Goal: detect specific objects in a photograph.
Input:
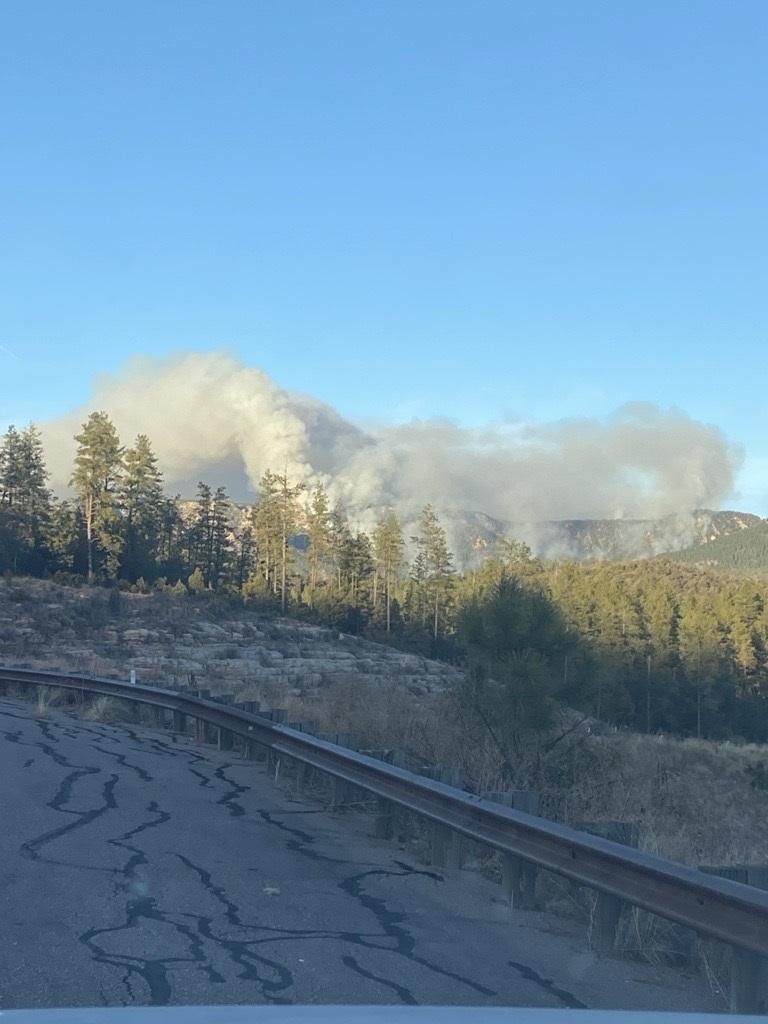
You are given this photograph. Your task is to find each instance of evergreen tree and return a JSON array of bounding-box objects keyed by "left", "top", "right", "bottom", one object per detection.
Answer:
[
  {"left": 157, "top": 496, "right": 186, "bottom": 578},
  {"left": 47, "top": 499, "right": 85, "bottom": 575},
  {"left": 251, "top": 470, "right": 281, "bottom": 594},
  {"left": 120, "top": 434, "right": 164, "bottom": 581},
  {"left": 250, "top": 470, "right": 305, "bottom": 610},
  {"left": 327, "top": 502, "right": 351, "bottom": 593},
  {"left": 234, "top": 525, "right": 255, "bottom": 591},
  {"left": 373, "top": 511, "right": 405, "bottom": 633},
  {"left": 210, "top": 486, "right": 232, "bottom": 589},
  {"left": 71, "top": 412, "right": 123, "bottom": 580},
  {"left": 412, "top": 504, "right": 455, "bottom": 641},
  {"left": 187, "top": 482, "right": 232, "bottom": 588},
  {"left": 305, "top": 484, "right": 332, "bottom": 604},
  {"left": 340, "top": 530, "right": 374, "bottom": 605},
  {"left": 0, "top": 426, "right": 23, "bottom": 507},
  {"left": 0, "top": 424, "right": 52, "bottom": 572}
]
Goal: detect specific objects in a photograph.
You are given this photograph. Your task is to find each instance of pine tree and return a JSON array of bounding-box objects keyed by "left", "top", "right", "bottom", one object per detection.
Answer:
[
  {"left": 340, "top": 530, "right": 374, "bottom": 605},
  {"left": 47, "top": 499, "right": 85, "bottom": 575},
  {"left": 71, "top": 412, "right": 124, "bottom": 581},
  {"left": 157, "top": 496, "right": 185, "bottom": 578},
  {"left": 251, "top": 471, "right": 281, "bottom": 594},
  {"left": 412, "top": 504, "right": 455, "bottom": 641},
  {"left": 0, "top": 426, "right": 23, "bottom": 507},
  {"left": 234, "top": 525, "right": 255, "bottom": 591},
  {"left": 373, "top": 512, "right": 405, "bottom": 633},
  {"left": 0, "top": 424, "right": 52, "bottom": 572},
  {"left": 186, "top": 482, "right": 231, "bottom": 588},
  {"left": 677, "top": 595, "right": 724, "bottom": 738},
  {"left": 250, "top": 470, "right": 305, "bottom": 610},
  {"left": 275, "top": 473, "right": 306, "bottom": 612},
  {"left": 120, "top": 434, "right": 164, "bottom": 581},
  {"left": 327, "top": 503, "right": 351, "bottom": 593},
  {"left": 210, "top": 486, "right": 232, "bottom": 589},
  {"left": 305, "top": 484, "right": 331, "bottom": 604},
  {"left": 17, "top": 425, "right": 52, "bottom": 550}
]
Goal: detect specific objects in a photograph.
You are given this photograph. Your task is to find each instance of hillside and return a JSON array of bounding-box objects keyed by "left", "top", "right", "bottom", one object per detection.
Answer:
[
  {"left": 348, "top": 508, "right": 762, "bottom": 564},
  {"left": 180, "top": 500, "right": 762, "bottom": 566},
  {"left": 668, "top": 519, "right": 768, "bottom": 571},
  {"left": 0, "top": 577, "right": 461, "bottom": 721},
  {"left": 351, "top": 508, "right": 763, "bottom": 564},
  {"left": 5, "top": 576, "right": 768, "bottom": 920}
]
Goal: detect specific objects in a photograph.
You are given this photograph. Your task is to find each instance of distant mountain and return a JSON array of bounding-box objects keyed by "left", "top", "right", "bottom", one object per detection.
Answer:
[
  {"left": 179, "top": 496, "right": 762, "bottom": 566},
  {"left": 666, "top": 519, "right": 768, "bottom": 571},
  {"left": 452, "top": 508, "right": 762, "bottom": 565}
]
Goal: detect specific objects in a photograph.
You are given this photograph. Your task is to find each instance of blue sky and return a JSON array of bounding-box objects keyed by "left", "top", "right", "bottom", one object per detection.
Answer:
[{"left": 1, "top": 1, "right": 766, "bottom": 510}]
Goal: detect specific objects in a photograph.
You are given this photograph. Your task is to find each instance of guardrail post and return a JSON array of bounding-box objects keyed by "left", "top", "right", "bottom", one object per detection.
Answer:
[
  {"left": 331, "top": 777, "right": 350, "bottom": 810},
  {"left": 575, "top": 821, "right": 639, "bottom": 953},
  {"left": 430, "top": 823, "right": 460, "bottom": 872},
  {"left": 700, "top": 865, "right": 768, "bottom": 1011},
  {"left": 244, "top": 738, "right": 265, "bottom": 761},
  {"left": 172, "top": 710, "right": 186, "bottom": 733},
  {"left": 502, "top": 853, "right": 537, "bottom": 910},
  {"left": 292, "top": 759, "right": 307, "bottom": 796},
  {"left": 730, "top": 948, "right": 767, "bottom": 1014},
  {"left": 486, "top": 793, "right": 540, "bottom": 909},
  {"left": 592, "top": 892, "right": 622, "bottom": 955},
  {"left": 264, "top": 708, "right": 288, "bottom": 724},
  {"left": 374, "top": 798, "right": 394, "bottom": 839},
  {"left": 218, "top": 727, "right": 234, "bottom": 751}
]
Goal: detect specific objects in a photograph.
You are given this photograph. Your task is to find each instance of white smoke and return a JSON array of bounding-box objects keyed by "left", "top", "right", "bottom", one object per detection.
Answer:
[{"left": 40, "top": 350, "right": 742, "bottom": 537}]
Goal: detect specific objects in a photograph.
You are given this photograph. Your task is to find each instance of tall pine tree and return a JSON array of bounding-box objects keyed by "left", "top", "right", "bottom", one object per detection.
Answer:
[
  {"left": 120, "top": 434, "right": 164, "bottom": 582},
  {"left": 373, "top": 511, "right": 405, "bottom": 634},
  {"left": 70, "top": 412, "right": 123, "bottom": 581},
  {"left": 412, "top": 504, "right": 455, "bottom": 641}
]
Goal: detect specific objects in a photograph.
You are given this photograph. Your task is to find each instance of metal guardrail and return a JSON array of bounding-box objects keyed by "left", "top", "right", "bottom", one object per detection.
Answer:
[{"left": 2, "top": 664, "right": 767, "bottom": 1013}]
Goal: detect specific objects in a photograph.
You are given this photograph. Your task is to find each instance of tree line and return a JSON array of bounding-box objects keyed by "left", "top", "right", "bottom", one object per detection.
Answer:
[
  {"left": 0, "top": 414, "right": 455, "bottom": 637},
  {"left": 4, "top": 413, "right": 768, "bottom": 743}
]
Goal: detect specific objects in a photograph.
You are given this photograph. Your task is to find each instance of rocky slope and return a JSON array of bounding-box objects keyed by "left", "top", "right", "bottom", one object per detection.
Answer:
[{"left": 0, "top": 578, "right": 462, "bottom": 713}]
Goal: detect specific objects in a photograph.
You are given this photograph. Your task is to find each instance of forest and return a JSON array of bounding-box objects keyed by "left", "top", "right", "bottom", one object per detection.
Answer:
[{"left": 3, "top": 413, "right": 768, "bottom": 744}]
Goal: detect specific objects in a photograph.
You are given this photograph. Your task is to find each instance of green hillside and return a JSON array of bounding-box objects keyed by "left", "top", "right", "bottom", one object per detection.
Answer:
[{"left": 670, "top": 519, "right": 768, "bottom": 570}]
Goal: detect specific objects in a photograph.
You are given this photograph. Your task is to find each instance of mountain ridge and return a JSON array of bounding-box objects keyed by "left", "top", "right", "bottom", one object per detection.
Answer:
[{"left": 179, "top": 497, "right": 762, "bottom": 566}]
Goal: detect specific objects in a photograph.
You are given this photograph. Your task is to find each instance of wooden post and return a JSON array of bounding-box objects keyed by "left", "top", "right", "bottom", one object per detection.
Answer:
[
  {"left": 430, "top": 822, "right": 458, "bottom": 871},
  {"left": 730, "top": 948, "right": 767, "bottom": 1014},
  {"left": 502, "top": 853, "right": 537, "bottom": 910},
  {"left": 592, "top": 892, "right": 622, "bottom": 955},
  {"left": 331, "top": 777, "right": 349, "bottom": 810},
  {"left": 374, "top": 798, "right": 393, "bottom": 839},
  {"left": 699, "top": 864, "right": 768, "bottom": 1010}
]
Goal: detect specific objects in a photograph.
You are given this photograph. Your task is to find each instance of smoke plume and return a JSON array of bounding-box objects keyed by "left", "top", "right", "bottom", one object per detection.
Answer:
[{"left": 40, "top": 350, "right": 742, "bottom": 543}]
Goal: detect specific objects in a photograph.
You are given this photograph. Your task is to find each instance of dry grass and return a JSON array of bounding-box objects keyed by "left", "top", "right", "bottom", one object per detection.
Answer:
[
  {"left": 538, "top": 730, "right": 768, "bottom": 866},
  {"left": 32, "top": 684, "right": 84, "bottom": 717},
  {"left": 81, "top": 695, "right": 129, "bottom": 723}
]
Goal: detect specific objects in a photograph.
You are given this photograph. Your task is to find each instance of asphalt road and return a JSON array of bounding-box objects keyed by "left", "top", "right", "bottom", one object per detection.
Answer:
[{"left": 0, "top": 696, "right": 719, "bottom": 1012}]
